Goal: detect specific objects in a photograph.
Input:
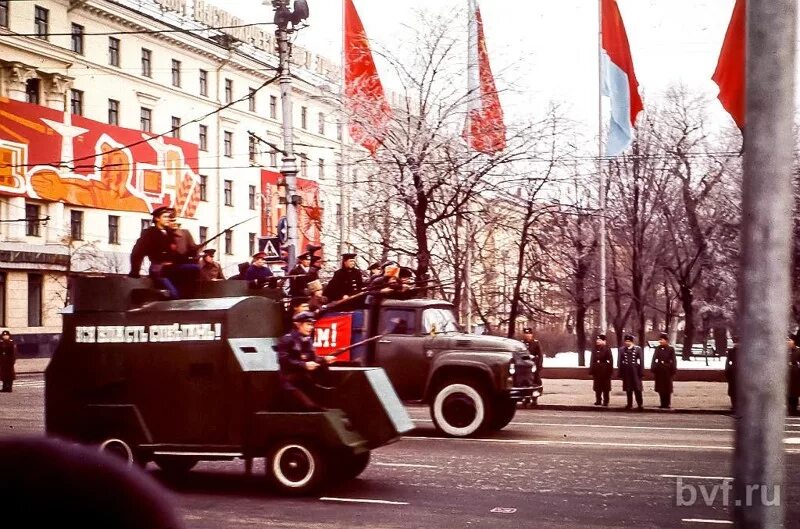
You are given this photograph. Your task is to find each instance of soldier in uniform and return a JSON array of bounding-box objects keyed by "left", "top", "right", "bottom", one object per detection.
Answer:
[
  {"left": 228, "top": 262, "right": 250, "bottom": 281},
  {"left": 651, "top": 332, "right": 677, "bottom": 408},
  {"left": 725, "top": 336, "right": 739, "bottom": 410},
  {"left": 619, "top": 334, "right": 645, "bottom": 410},
  {"left": 129, "top": 206, "right": 199, "bottom": 298},
  {"left": 199, "top": 249, "right": 225, "bottom": 280},
  {"left": 288, "top": 252, "right": 313, "bottom": 297},
  {"left": 521, "top": 327, "right": 544, "bottom": 388},
  {"left": 323, "top": 253, "right": 364, "bottom": 302},
  {"left": 275, "top": 311, "right": 336, "bottom": 411},
  {"left": 306, "top": 280, "right": 328, "bottom": 312},
  {"left": 245, "top": 252, "right": 274, "bottom": 285},
  {"left": 788, "top": 333, "right": 800, "bottom": 416},
  {"left": 0, "top": 330, "right": 17, "bottom": 393},
  {"left": 589, "top": 334, "right": 613, "bottom": 406}
]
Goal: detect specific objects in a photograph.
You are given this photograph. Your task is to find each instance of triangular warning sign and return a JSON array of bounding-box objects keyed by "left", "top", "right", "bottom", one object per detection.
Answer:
[{"left": 259, "top": 237, "right": 281, "bottom": 260}]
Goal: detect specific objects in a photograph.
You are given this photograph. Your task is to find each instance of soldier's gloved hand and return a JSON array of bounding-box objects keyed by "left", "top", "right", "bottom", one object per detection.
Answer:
[
  {"left": 323, "top": 355, "right": 336, "bottom": 364},
  {"left": 305, "top": 361, "right": 320, "bottom": 371}
]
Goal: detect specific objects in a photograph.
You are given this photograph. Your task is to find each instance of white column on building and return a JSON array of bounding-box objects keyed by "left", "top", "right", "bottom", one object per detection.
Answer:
[
  {"left": 46, "top": 202, "right": 65, "bottom": 243},
  {"left": 5, "top": 62, "right": 37, "bottom": 101},
  {"left": 6, "top": 196, "right": 27, "bottom": 241},
  {"left": 42, "top": 73, "right": 71, "bottom": 111}
]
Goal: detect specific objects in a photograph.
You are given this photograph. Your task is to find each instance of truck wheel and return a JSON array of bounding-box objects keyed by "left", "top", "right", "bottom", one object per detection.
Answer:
[
  {"left": 488, "top": 398, "right": 517, "bottom": 431},
  {"left": 331, "top": 450, "right": 371, "bottom": 482},
  {"left": 153, "top": 456, "right": 199, "bottom": 476},
  {"left": 267, "top": 439, "right": 326, "bottom": 495},
  {"left": 430, "top": 381, "right": 492, "bottom": 437},
  {"left": 98, "top": 438, "right": 143, "bottom": 468}
]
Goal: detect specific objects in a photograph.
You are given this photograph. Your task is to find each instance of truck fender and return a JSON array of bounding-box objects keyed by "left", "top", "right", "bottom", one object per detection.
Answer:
[{"left": 424, "top": 356, "right": 498, "bottom": 400}]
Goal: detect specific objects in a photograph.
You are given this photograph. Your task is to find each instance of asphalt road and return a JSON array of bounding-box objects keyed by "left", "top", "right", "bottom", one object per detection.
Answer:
[{"left": 2, "top": 374, "right": 799, "bottom": 529}]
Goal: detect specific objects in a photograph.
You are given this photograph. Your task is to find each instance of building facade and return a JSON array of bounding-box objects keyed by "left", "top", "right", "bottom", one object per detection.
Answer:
[{"left": 0, "top": 0, "right": 353, "bottom": 354}]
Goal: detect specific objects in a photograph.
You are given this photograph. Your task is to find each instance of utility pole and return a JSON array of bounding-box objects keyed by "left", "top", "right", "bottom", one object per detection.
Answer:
[
  {"left": 736, "top": 0, "right": 796, "bottom": 527},
  {"left": 270, "top": 0, "right": 309, "bottom": 269}
]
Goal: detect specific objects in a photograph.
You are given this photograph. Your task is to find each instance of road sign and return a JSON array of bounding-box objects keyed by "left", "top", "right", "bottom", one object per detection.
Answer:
[
  {"left": 258, "top": 237, "right": 281, "bottom": 260},
  {"left": 277, "top": 216, "right": 288, "bottom": 243}
]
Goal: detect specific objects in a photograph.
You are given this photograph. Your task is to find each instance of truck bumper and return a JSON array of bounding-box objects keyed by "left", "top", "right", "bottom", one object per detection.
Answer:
[{"left": 508, "top": 384, "right": 543, "bottom": 400}]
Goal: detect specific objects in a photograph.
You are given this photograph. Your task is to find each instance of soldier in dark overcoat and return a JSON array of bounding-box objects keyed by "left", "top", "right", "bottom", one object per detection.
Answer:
[
  {"left": 521, "top": 327, "right": 544, "bottom": 387},
  {"left": 589, "top": 334, "right": 613, "bottom": 406},
  {"left": 651, "top": 332, "right": 677, "bottom": 408},
  {"left": 322, "top": 253, "right": 364, "bottom": 302},
  {"left": 725, "top": 336, "right": 739, "bottom": 410},
  {"left": 275, "top": 312, "right": 335, "bottom": 411},
  {"left": 618, "top": 334, "right": 644, "bottom": 410},
  {"left": 288, "top": 253, "right": 313, "bottom": 297},
  {"left": 0, "top": 330, "right": 17, "bottom": 392},
  {"left": 787, "top": 333, "right": 800, "bottom": 416}
]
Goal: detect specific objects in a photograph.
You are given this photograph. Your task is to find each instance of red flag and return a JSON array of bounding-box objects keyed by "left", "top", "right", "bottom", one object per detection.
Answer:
[
  {"left": 344, "top": 0, "right": 391, "bottom": 154},
  {"left": 465, "top": 0, "right": 506, "bottom": 154},
  {"left": 712, "top": 0, "right": 745, "bottom": 128}
]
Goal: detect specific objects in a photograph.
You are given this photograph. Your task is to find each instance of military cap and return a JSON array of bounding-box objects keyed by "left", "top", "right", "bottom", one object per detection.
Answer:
[
  {"left": 659, "top": 332, "right": 669, "bottom": 340},
  {"left": 306, "top": 244, "right": 322, "bottom": 253},
  {"left": 293, "top": 311, "right": 317, "bottom": 323},
  {"left": 342, "top": 252, "right": 357, "bottom": 261},
  {"left": 297, "top": 252, "right": 311, "bottom": 261},
  {"left": 523, "top": 327, "right": 533, "bottom": 334},
  {"left": 624, "top": 334, "right": 635, "bottom": 342},
  {"left": 306, "top": 279, "right": 323, "bottom": 293},
  {"left": 202, "top": 248, "right": 216, "bottom": 256},
  {"left": 310, "top": 255, "right": 323, "bottom": 264},
  {"left": 368, "top": 262, "right": 381, "bottom": 271},
  {"left": 151, "top": 206, "right": 175, "bottom": 218},
  {"left": 252, "top": 251, "right": 267, "bottom": 260},
  {"left": 597, "top": 334, "right": 607, "bottom": 341}
]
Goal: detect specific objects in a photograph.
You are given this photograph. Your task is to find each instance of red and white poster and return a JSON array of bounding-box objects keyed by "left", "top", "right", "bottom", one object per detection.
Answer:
[
  {"left": 313, "top": 313, "right": 353, "bottom": 360},
  {"left": 0, "top": 98, "right": 201, "bottom": 217},
  {"left": 260, "top": 169, "right": 322, "bottom": 251}
]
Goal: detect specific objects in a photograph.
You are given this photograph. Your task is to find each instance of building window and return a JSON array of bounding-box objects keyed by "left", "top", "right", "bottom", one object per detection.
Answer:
[
  {"left": 224, "top": 78, "right": 233, "bottom": 104},
  {"left": 71, "top": 23, "right": 84, "bottom": 54},
  {"left": 336, "top": 162, "right": 343, "bottom": 181},
  {"left": 141, "top": 48, "right": 152, "bottom": 77},
  {"left": 170, "top": 59, "right": 182, "bottom": 87},
  {"left": 248, "top": 185, "right": 256, "bottom": 210},
  {"left": 0, "top": 1, "right": 8, "bottom": 28},
  {"left": 108, "top": 215, "right": 120, "bottom": 245},
  {"left": 108, "top": 99, "right": 119, "bottom": 125},
  {"left": 199, "top": 69, "right": 208, "bottom": 96},
  {"left": 248, "top": 233, "right": 256, "bottom": 257},
  {"left": 171, "top": 116, "right": 181, "bottom": 139},
  {"left": 248, "top": 87, "right": 256, "bottom": 112},
  {"left": 224, "top": 180, "right": 233, "bottom": 206},
  {"left": 269, "top": 95, "right": 277, "bottom": 119},
  {"left": 0, "top": 272, "right": 6, "bottom": 326},
  {"left": 318, "top": 158, "right": 325, "bottom": 180},
  {"left": 224, "top": 230, "right": 233, "bottom": 255},
  {"left": 337, "top": 121, "right": 343, "bottom": 141},
  {"left": 300, "top": 155, "right": 308, "bottom": 177},
  {"left": 140, "top": 218, "right": 152, "bottom": 233},
  {"left": 300, "top": 106, "right": 307, "bottom": 129},
  {"left": 25, "top": 204, "right": 41, "bottom": 237},
  {"left": 25, "top": 79, "right": 40, "bottom": 104},
  {"left": 318, "top": 112, "right": 325, "bottom": 135},
  {"left": 199, "top": 226, "right": 208, "bottom": 244},
  {"left": 199, "top": 175, "right": 208, "bottom": 201},
  {"left": 70, "top": 89, "right": 83, "bottom": 116},
  {"left": 108, "top": 37, "right": 120, "bottom": 67},
  {"left": 223, "top": 131, "right": 233, "bottom": 157},
  {"left": 140, "top": 107, "right": 152, "bottom": 132},
  {"left": 270, "top": 150, "right": 278, "bottom": 167},
  {"left": 70, "top": 210, "right": 84, "bottom": 240},
  {"left": 34, "top": 6, "right": 48, "bottom": 40},
  {"left": 199, "top": 124, "right": 208, "bottom": 151},
  {"left": 248, "top": 135, "right": 257, "bottom": 163},
  {"left": 28, "top": 273, "right": 43, "bottom": 327}
]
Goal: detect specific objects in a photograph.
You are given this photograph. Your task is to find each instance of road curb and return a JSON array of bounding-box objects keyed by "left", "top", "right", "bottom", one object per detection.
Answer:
[{"left": 532, "top": 404, "right": 731, "bottom": 415}]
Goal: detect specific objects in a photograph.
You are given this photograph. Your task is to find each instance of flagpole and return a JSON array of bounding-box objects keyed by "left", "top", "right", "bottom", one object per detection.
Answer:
[{"left": 597, "top": 0, "right": 608, "bottom": 337}]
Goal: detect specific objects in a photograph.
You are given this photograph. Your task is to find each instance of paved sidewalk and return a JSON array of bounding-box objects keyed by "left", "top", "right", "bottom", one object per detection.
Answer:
[{"left": 15, "top": 358, "right": 50, "bottom": 374}]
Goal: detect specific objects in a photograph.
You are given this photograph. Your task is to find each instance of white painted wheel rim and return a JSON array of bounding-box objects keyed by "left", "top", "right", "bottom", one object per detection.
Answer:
[
  {"left": 272, "top": 444, "right": 315, "bottom": 488},
  {"left": 433, "top": 383, "right": 485, "bottom": 437},
  {"left": 99, "top": 438, "right": 134, "bottom": 466}
]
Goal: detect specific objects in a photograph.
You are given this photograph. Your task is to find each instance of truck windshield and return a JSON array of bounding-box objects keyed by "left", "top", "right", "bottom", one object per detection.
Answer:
[{"left": 422, "top": 308, "right": 459, "bottom": 334}]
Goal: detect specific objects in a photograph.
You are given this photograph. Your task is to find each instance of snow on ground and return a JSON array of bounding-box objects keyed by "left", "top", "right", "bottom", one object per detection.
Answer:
[{"left": 543, "top": 348, "right": 726, "bottom": 370}]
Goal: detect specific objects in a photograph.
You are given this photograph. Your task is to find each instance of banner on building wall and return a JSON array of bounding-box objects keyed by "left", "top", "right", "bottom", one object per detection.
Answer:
[
  {"left": 260, "top": 169, "right": 322, "bottom": 252},
  {"left": 0, "top": 98, "right": 201, "bottom": 218}
]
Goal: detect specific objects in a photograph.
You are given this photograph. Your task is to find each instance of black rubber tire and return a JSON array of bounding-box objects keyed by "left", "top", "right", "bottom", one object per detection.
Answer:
[
  {"left": 429, "top": 379, "right": 493, "bottom": 437},
  {"left": 331, "top": 450, "right": 371, "bottom": 482},
  {"left": 488, "top": 397, "right": 517, "bottom": 431},
  {"left": 266, "top": 439, "right": 327, "bottom": 495},
  {"left": 153, "top": 456, "right": 199, "bottom": 475}
]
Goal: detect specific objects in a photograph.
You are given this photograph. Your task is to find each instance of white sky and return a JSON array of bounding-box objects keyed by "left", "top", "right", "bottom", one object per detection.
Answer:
[{"left": 212, "top": 0, "right": 738, "bottom": 131}]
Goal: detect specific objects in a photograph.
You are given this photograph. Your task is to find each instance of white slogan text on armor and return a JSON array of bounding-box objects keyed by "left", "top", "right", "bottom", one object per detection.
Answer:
[{"left": 75, "top": 323, "right": 222, "bottom": 343}]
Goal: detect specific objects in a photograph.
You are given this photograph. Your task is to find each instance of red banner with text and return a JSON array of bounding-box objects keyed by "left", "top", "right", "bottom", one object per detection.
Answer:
[
  {"left": 313, "top": 313, "right": 353, "bottom": 360},
  {"left": 0, "top": 98, "right": 201, "bottom": 217}
]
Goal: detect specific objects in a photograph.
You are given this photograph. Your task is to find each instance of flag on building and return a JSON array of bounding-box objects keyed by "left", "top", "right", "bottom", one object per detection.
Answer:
[
  {"left": 712, "top": 0, "right": 745, "bottom": 129},
  {"left": 343, "top": 0, "right": 391, "bottom": 154},
  {"left": 464, "top": 0, "right": 506, "bottom": 154},
  {"left": 600, "top": 0, "right": 643, "bottom": 157}
]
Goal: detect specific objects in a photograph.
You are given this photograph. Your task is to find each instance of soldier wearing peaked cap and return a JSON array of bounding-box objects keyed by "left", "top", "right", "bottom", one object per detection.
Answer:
[
  {"left": 0, "top": 330, "right": 17, "bottom": 393},
  {"left": 521, "top": 327, "right": 544, "bottom": 388},
  {"left": 651, "top": 332, "right": 677, "bottom": 409},
  {"left": 288, "top": 252, "right": 313, "bottom": 297},
  {"left": 323, "top": 253, "right": 364, "bottom": 302},
  {"left": 245, "top": 252, "right": 274, "bottom": 286},
  {"left": 199, "top": 248, "right": 225, "bottom": 281},
  {"left": 589, "top": 334, "right": 613, "bottom": 406},
  {"left": 618, "top": 334, "right": 644, "bottom": 410}
]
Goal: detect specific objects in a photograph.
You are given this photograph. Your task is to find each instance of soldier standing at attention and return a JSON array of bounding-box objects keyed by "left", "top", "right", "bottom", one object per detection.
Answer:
[
  {"left": 651, "top": 332, "right": 677, "bottom": 409},
  {"left": 275, "top": 312, "right": 336, "bottom": 411},
  {"left": 521, "top": 327, "right": 544, "bottom": 388},
  {"left": 590, "top": 334, "right": 613, "bottom": 406},
  {"left": 199, "top": 249, "right": 225, "bottom": 280},
  {"left": 288, "top": 252, "right": 313, "bottom": 297},
  {"left": 323, "top": 253, "right": 364, "bottom": 302},
  {"left": 0, "top": 330, "right": 17, "bottom": 393},
  {"left": 619, "top": 334, "right": 645, "bottom": 411},
  {"left": 787, "top": 333, "right": 800, "bottom": 416},
  {"left": 725, "top": 336, "right": 739, "bottom": 410}
]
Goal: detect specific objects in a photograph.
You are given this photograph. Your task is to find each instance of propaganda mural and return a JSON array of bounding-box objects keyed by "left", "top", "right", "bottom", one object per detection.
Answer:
[
  {"left": 260, "top": 169, "right": 322, "bottom": 251},
  {"left": 0, "top": 98, "right": 201, "bottom": 217}
]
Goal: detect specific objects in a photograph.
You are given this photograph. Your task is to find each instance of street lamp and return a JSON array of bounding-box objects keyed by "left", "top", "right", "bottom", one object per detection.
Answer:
[{"left": 267, "top": 0, "right": 309, "bottom": 269}]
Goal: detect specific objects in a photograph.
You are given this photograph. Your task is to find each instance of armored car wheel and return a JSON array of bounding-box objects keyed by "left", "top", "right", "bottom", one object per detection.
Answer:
[
  {"left": 153, "top": 455, "right": 199, "bottom": 476},
  {"left": 267, "top": 439, "right": 327, "bottom": 495},
  {"left": 430, "top": 380, "right": 492, "bottom": 437}
]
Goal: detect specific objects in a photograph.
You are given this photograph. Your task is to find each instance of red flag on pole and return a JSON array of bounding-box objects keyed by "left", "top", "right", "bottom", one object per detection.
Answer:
[
  {"left": 712, "top": 0, "right": 745, "bottom": 129},
  {"left": 343, "top": 0, "right": 391, "bottom": 154},
  {"left": 465, "top": 0, "right": 506, "bottom": 154}
]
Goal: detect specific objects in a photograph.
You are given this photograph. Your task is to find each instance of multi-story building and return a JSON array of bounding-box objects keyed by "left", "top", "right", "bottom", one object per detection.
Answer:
[{"left": 0, "top": 0, "right": 353, "bottom": 354}]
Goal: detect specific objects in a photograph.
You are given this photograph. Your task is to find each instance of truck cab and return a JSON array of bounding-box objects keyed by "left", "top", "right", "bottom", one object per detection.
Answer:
[{"left": 318, "top": 299, "right": 541, "bottom": 437}]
